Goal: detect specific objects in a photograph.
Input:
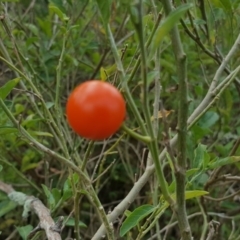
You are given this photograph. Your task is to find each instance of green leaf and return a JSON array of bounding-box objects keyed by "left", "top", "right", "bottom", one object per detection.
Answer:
[
  {"left": 14, "top": 103, "right": 25, "bottom": 114},
  {"left": 68, "top": 173, "right": 79, "bottom": 185},
  {"left": 0, "top": 127, "right": 18, "bottom": 135},
  {"left": 64, "top": 217, "right": 87, "bottom": 227},
  {"left": 16, "top": 225, "right": 33, "bottom": 240},
  {"left": 151, "top": 4, "right": 192, "bottom": 56},
  {"left": 24, "top": 23, "right": 39, "bottom": 36},
  {"left": 49, "top": 0, "right": 66, "bottom": 13},
  {"left": 0, "top": 78, "right": 21, "bottom": 100},
  {"left": 0, "top": 200, "right": 17, "bottom": 217},
  {"left": 185, "top": 190, "right": 209, "bottom": 199},
  {"left": 100, "top": 64, "right": 116, "bottom": 81},
  {"left": 193, "top": 144, "right": 208, "bottom": 168},
  {"left": 36, "top": 17, "right": 52, "bottom": 37},
  {"left": 192, "top": 125, "right": 211, "bottom": 142},
  {"left": 198, "top": 111, "right": 219, "bottom": 128},
  {"left": 224, "top": 89, "right": 233, "bottom": 113},
  {"left": 95, "top": 0, "right": 113, "bottom": 26},
  {"left": 21, "top": 163, "right": 39, "bottom": 172},
  {"left": 208, "top": 156, "right": 240, "bottom": 169},
  {"left": 62, "top": 189, "right": 72, "bottom": 201},
  {"left": 42, "top": 185, "right": 55, "bottom": 209},
  {"left": 45, "top": 102, "right": 55, "bottom": 109},
  {"left": 51, "top": 188, "right": 61, "bottom": 203},
  {"left": 188, "top": 145, "right": 210, "bottom": 184},
  {"left": 120, "top": 204, "right": 156, "bottom": 237},
  {"left": 186, "top": 168, "right": 199, "bottom": 177},
  {"left": 21, "top": 150, "right": 39, "bottom": 172},
  {"left": 129, "top": 4, "right": 140, "bottom": 26},
  {"left": 28, "top": 130, "right": 53, "bottom": 137},
  {"left": 124, "top": 210, "right": 132, "bottom": 217},
  {"left": 171, "top": 190, "right": 208, "bottom": 200},
  {"left": 210, "top": 0, "right": 232, "bottom": 13},
  {"left": 0, "top": 165, "right": 2, "bottom": 172},
  {"left": 49, "top": 3, "right": 69, "bottom": 22},
  {"left": 63, "top": 179, "right": 72, "bottom": 201}
]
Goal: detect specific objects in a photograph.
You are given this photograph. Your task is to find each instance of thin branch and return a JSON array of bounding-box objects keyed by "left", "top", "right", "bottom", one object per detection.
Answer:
[
  {"left": 204, "top": 189, "right": 240, "bottom": 202},
  {"left": 147, "top": 212, "right": 230, "bottom": 240},
  {"left": 130, "top": 0, "right": 173, "bottom": 205},
  {"left": 160, "top": 0, "right": 191, "bottom": 238},
  {"left": 206, "top": 220, "right": 220, "bottom": 240},
  {"left": 0, "top": 181, "right": 62, "bottom": 240},
  {"left": 91, "top": 62, "right": 240, "bottom": 238},
  {"left": 92, "top": 7, "right": 240, "bottom": 240},
  {"left": 0, "top": 97, "right": 114, "bottom": 240}
]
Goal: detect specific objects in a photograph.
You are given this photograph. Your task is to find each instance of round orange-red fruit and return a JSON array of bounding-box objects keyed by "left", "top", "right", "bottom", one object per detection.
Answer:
[{"left": 66, "top": 80, "right": 126, "bottom": 140}]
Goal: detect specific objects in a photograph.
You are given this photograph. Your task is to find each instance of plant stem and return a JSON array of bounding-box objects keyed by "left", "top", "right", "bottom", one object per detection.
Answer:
[
  {"left": 160, "top": 0, "right": 192, "bottom": 239},
  {"left": 0, "top": 157, "right": 42, "bottom": 194},
  {"left": 55, "top": 29, "right": 67, "bottom": 111},
  {"left": 0, "top": 97, "right": 115, "bottom": 240},
  {"left": 74, "top": 191, "right": 81, "bottom": 240},
  {"left": 92, "top": 32, "right": 240, "bottom": 239},
  {"left": 106, "top": 23, "right": 148, "bottom": 136},
  {"left": 81, "top": 140, "right": 94, "bottom": 171},
  {"left": 121, "top": 124, "right": 152, "bottom": 143},
  {"left": 132, "top": 0, "right": 173, "bottom": 204},
  {"left": 127, "top": 12, "right": 162, "bottom": 84},
  {"left": 0, "top": 57, "right": 70, "bottom": 158}
]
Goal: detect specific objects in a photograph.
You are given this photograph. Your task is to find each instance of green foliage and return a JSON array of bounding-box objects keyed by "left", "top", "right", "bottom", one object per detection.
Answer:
[
  {"left": 120, "top": 204, "right": 156, "bottom": 237},
  {"left": 0, "top": 0, "right": 240, "bottom": 239},
  {"left": 150, "top": 3, "right": 193, "bottom": 57},
  {"left": 64, "top": 217, "right": 87, "bottom": 228},
  {"left": 16, "top": 225, "right": 33, "bottom": 240},
  {"left": 0, "top": 78, "right": 21, "bottom": 100},
  {"left": 0, "top": 200, "right": 17, "bottom": 218},
  {"left": 95, "top": 0, "right": 113, "bottom": 26}
]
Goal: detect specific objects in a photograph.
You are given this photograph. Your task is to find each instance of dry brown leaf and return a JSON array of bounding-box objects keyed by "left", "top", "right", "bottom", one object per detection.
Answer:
[{"left": 151, "top": 110, "right": 174, "bottom": 121}]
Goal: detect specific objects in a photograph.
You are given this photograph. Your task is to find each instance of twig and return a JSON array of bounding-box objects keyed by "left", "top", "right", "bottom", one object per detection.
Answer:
[
  {"left": 0, "top": 181, "right": 62, "bottom": 240},
  {"left": 206, "top": 220, "right": 220, "bottom": 240},
  {"left": 92, "top": 7, "right": 240, "bottom": 240},
  {"left": 0, "top": 97, "right": 115, "bottom": 240},
  {"left": 0, "top": 157, "right": 42, "bottom": 193},
  {"left": 204, "top": 189, "right": 240, "bottom": 202},
  {"left": 147, "top": 212, "right": 229, "bottom": 240},
  {"left": 133, "top": 0, "right": 173, "bottom": 205},
  {"left": 160, "top": 0, "right": 191, "bottom": 238}
]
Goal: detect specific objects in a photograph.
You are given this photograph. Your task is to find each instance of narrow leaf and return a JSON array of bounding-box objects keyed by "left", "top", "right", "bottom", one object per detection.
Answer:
[
  {"left": 49, "top": 3, "right": 69, "bottom": 21},
  {"left": 64, "top": 217, "right": 87, "bottom": 227},
  {"left": 208, "top": 156, "right": 240, "bottom": 169},
  {"left": 171, "top": 190, "right": 208, "bottom": 200},
  {"left": 95, "top": 0, "right": 113, "bottom": 26},
  {"left": 42, "top": 184, "right": 55, "bottom": 208},
  {"left": 151, "top": 4, "right": 192, "bottom": 56},
  {"left": 100, "top": 67, "right": 108, "bottom": 81},
  {"left": 120, "top": 204, "right": 156, "bottom": 237},
  {"left": 210, "top": 0, "right": 232, "bottom": 13},
  {"left": 0, "top": 127, "right": 18, "bottom": 135},
  {"left": 185, "top": 190, "right": 209, "bottom": 199},
  {"left": 193, "top": 144, "right": 207, "bottom": 168},
  {"left": 28, "top": 130, "right": 53, "bottom": 137},
  {"left": 0, "top": 78, "right": 21, "bottom": 100}
]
